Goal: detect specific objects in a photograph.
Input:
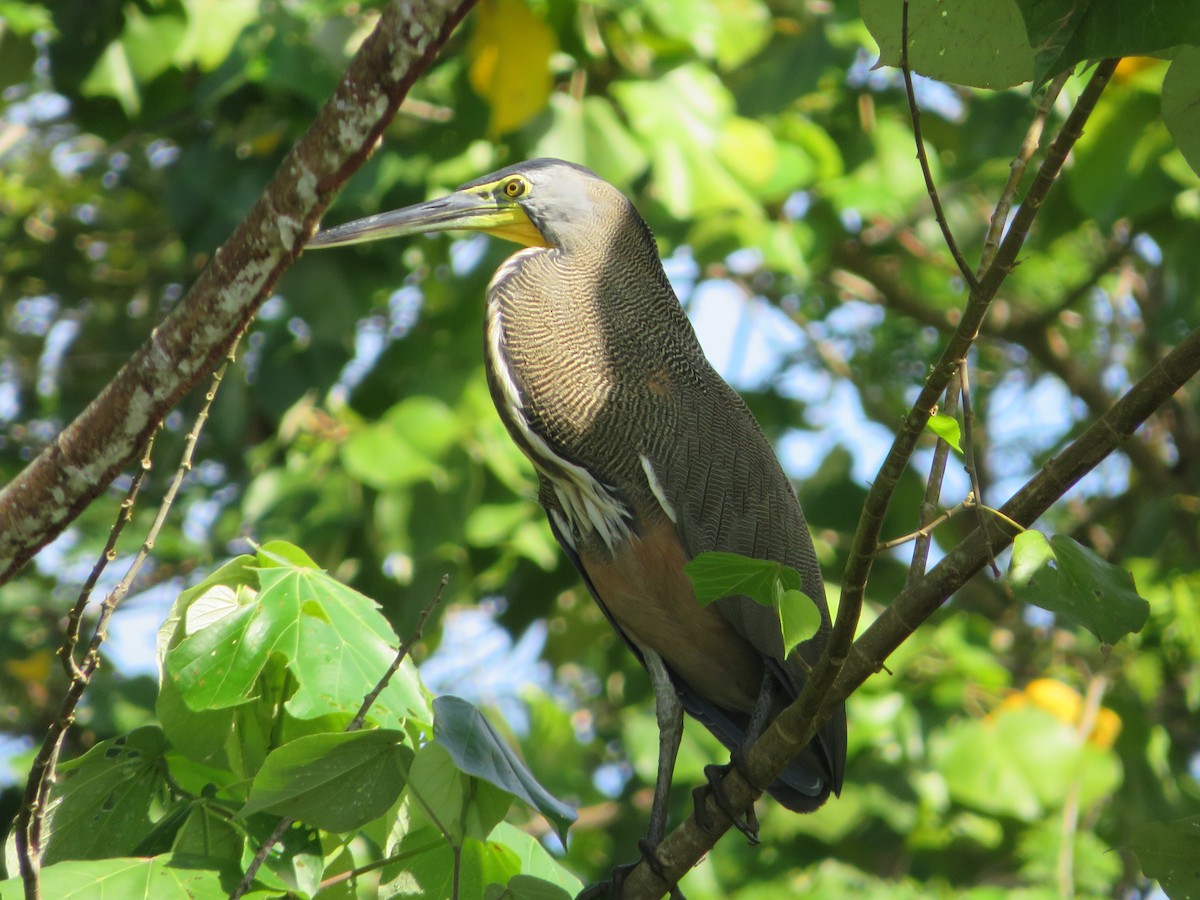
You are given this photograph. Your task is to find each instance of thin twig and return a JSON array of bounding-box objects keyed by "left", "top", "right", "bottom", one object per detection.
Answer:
[
  {"left": 16, "top": 349, "right": 234, "bottom": 900},
  {"left": 886, "top": 492, "right": 973, "bottom": 553},
  {"left": 979, "top": 71, "right": 1070, "bottom": 274},
  {"left": 350, "top": 575, "right": 448, "bottom": 732},
  {"left": 1058, "top": 673, "right": 1109, "bottom": 897},
  {"left": 15, "top": 435, "right": 156, "bottom": 900},
  {"left": 908, "top": 373, "right": 963, "bottom": 583},
  {"left": 900, "top": 0, "right": 980, "bottom": 292},
  {"left": 957, "top": 364, "right": 999, "bottom": 575},
  {"left": 230, "top": 575, "right": 449, "bottom": 899}
]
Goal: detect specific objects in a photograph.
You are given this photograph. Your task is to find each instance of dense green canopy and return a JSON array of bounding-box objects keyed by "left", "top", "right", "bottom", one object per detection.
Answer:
[{"left": 2, "top": 0, "right": 1200, "bottom": 896}]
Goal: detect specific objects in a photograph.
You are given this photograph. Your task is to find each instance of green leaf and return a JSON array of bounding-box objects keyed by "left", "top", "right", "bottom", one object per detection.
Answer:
[
  {"left": 341, "top": 397, "right": 463, "bottom": 490},
  {"left": 1163, "top": 48, "right": 1200, "bottom": 181},
  {"left": 432, "top": 696, "right": 577, "bottom": 843},
  {"left": 612, "top": 64, "right": 783, "bottom": 218},
  {"left": 861, "top": 0, "right": 1034, "bottom": 89},
  {"left": 164, "top": 543, "right": 428, "bottom": 727},
  {"left": 778, "top": 587, "right": 822, "bottom": 656},
  {"left": 1013, "top": 0, "right": 1200, "bottom": 86},
  {"left": 485, "top": 823, "right": 583, "bottom": 895},
  {"left": 240, "top": 730, "right": 413, "bottom": 833},
  {"left": 531, "top": 94, "right": 649, "bottom": 190},
  {"left": 1132, "top": 815, "right": 1200, "bottom": 899},
  {"left": 684, "top": 551, "right": 801, "bottom": 607},
  {"left": 935, "top": 707, "right": 1120, "bottom": 820},
  {"left": 1008, "top": 532, "right": 1150, "bottom": 645},
  {"left": 168, "top": 802, "right": 244, "bottom": 876},
  {"left": 641, "top": 0, "right": 772, "bottom": 70},
  {"left": 925, "top": 413, "right": 962, "bottom": 452},
  {"left": 41, "top": 727, "right": 170, "bottom": 865},
  {"left": 0, "top": 857, "right": 226, "bottom": 899},
  {"left": 379, "top": 834, "right": 519, "bottom": 899}
]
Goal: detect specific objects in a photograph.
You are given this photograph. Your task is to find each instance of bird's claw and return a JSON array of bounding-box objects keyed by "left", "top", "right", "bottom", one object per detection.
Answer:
[
  {"left": 575, "top": 843, "right": 686, "bottom": 900},
  {"left": 692, "top": 762, "right": 761, "bottom": 845}
]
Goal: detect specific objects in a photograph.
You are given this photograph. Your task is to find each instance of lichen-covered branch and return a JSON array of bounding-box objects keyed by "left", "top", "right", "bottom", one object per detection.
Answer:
[{"left": 0, "top": 0, "right": 477, "bottom": 587}]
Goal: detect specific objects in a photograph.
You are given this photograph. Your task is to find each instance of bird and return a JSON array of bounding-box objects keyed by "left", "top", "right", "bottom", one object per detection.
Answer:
[{"left": 307, "top": 157, "right": 846, "bottom": 871}]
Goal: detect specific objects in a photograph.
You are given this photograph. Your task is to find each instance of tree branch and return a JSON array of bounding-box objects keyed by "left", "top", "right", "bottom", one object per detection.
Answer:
[
  {"left": 0, "top": 0, "right": 478, "bottom": 587},
  {"left": 617, "top": 319, "right": 1200, "bottom": 899}
]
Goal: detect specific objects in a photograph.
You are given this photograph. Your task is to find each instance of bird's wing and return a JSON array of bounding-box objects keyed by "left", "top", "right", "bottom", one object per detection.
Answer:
[{"left": 649, "top": 374, "right": 830, "bottom": 677}]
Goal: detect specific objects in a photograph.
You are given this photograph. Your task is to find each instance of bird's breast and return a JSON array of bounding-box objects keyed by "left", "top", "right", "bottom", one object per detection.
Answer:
[{"left": 484, "top": 248, "right": 638, "bottom": 553}]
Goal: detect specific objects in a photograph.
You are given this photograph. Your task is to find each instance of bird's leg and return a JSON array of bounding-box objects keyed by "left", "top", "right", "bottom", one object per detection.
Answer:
[
  {"left": 692, "top": 671, "right": 775, "bottom": 844},
  {"left": 579, "top": 649, "right": 687, "bottom": 900},
  {"left": 643, "top": 648, "right": 684, "bottom": 849}
]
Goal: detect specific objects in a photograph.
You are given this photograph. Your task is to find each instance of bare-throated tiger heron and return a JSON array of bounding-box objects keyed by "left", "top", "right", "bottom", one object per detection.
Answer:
[{"left": 308, "top": 158, "right": 846, "bottom": 856}]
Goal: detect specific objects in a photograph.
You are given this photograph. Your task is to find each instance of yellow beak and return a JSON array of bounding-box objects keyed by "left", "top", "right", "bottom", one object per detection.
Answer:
[{"left": 307, "top": 189, "right": 547, "bottom": 250}]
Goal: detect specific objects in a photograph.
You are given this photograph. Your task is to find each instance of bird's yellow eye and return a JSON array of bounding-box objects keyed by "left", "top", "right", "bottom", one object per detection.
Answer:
[{"left": 502, "top": 177, "right": 528, "bottom": 199}]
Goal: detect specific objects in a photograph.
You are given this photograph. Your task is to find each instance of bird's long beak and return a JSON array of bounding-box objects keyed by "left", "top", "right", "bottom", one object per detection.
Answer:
[{"left": 307, "top": 188, "right": 547, "bottom": 249}]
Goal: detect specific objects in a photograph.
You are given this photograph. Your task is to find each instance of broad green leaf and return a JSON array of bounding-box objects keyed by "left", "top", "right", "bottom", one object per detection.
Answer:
[
  {"left": 169, "top": 802, "right": 244, "bottom": 876},
  {"left": 1068, "top": 85, "right": 1181, "bottom": 226},
  {"left": 432, "top": 696, "right": 577, "bottom": 843},
  {"left": 404, "top": 741, "right": 514, "bottom": 845},
  {"left": 613, "top": 64, "right": 779, "bottom": 217},
  {"left": 823, "top": 119, "right": 932, "bottom": 221},
  {"left": 531, "top": 94, "right": 649, "bottom": 189},
  {"left": 80, "top": 38, "right": 141, "bottom": 116},
  {"left": 0, "top": 857, "right": 226, "bottom": 899},
  {"left": 485, "top": 823, "right": 583, "bottom": 894},
  {"left": 178, "top": 0, "right": 258, "bottom": 70},
  {"left": 1009, "top": 532, "right": 1150, "bottom": 645},
  {"left": 240, "top": 730, "right": 413, "bottom": 833},
  {"left": 341, "top": 397, "right": 462, "bottom": 490},
  {"left": 935, "top": 707, "right": 1120, "bottom": 820},
  {"left": 468, "top": 0, "right": 556, "bottom": 135},
  {"left": 379, "top": 834, "right": 519, "bottom": 900},
  {"left": 925, "top": 413, "right": 962, "bottom": 452},
  {"left": 165, "top": 543, "right": 428, "bottom": 727},
  {"left": 861, "top": 0, "right": 1034, "bottom": 89},
  {"left": 1013, "top": 0, "right": 1200, "bottom": 86},
  {"left": 41, "top": 727, "right": 170, "bottom": 865},
  {"left": 683, "top": 551, "right": 802, "bottom": 607},
  {"left": 641, "top": 0, "right": 771, "bottom": 70},
  {"left": 1163, "top": 48, "right": 1200, "bottom": 180},
  {"left": 484, "top": 874, "right": 574, "bottom": 900},
  {"left": 237, "top": 816, "right": 322, "bottom": 897},
  {"left": 1132, "top": 815, "right": 1200, "bottom": 899}
]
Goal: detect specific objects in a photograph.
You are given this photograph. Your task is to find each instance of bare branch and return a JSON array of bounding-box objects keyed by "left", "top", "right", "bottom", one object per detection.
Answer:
[{"left": 979, "top": 72, "right": 1069, "bottom": 274}]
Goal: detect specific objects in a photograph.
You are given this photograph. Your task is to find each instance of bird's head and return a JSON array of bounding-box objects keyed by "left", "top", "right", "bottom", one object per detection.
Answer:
[{"left": 307, "top": 158, "right": 620, "bottom": 252}]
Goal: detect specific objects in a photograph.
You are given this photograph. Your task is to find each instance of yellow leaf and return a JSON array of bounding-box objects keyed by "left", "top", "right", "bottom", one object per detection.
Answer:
[
  {"left": 468, "top": 0, "right": 556, "bottom": 136},
  {"left": 5, "top": 648, "right": 54, "bottom": 684}
]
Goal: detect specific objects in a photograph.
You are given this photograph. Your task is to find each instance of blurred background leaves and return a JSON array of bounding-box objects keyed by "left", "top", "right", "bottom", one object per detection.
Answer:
[{"left": 2, "top": 0, "right": 1199, "bottom": 895}]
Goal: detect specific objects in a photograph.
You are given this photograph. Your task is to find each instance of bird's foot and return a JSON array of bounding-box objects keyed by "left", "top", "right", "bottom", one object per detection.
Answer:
[
  {"left": 575, "top": 842, "right": 686, "bottom": 899},
  {"left": 637, "top": 838, "right": 687, "bottom": 899},
  {"left": 691, "top": 761, "right": 761, "bottom": 845}
]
